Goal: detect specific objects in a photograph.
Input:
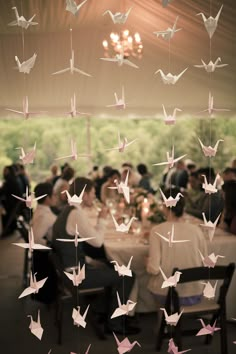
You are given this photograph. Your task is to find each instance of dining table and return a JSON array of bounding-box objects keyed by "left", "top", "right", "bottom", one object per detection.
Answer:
[{"left": 104, "top": 214, "right": 236, "bottom": 319}]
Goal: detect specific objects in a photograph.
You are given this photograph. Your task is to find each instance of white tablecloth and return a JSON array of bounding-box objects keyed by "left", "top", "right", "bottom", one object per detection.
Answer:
[{"left": 104, "top": 219, "right": 236, "bottom": 318}]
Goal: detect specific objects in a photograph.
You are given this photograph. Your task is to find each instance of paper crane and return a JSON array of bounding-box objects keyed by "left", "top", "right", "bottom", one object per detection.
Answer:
[
  {"left": 198, "top": 92, "right": 230, "bottom": 116},
  {"left": 12, "top": 227, "right": 51, "bottom": 252},
  {"left": 168, "top": 338, "right": 191, "bottom": 354},
  {"left": 52, "top": 49, "right": 91, "bottom": 77},
  {"left": 162, "top": 105, "right": 181, "bottom": 125},
  {"left": 155, "top": 224, "right": 190, "bottom": 247},
  {"left": 19, "top": 272, "right": 48, "bottom": 299},
  {"left": 108, "top": 170, "right": 130, "bottom": 203},
  {"left": 159, "top": 188, "right": 184, "bottom": 208},
  {"left": 107, "top": 86, "right": 126, "bottom": 110},
  {"left": 111, "top": 256, "right": 133, "bottom": 277},
  {"left": 197, "top": 5, "right": 223, "bottom": 39},
  {"left": 196, "top": 319, "right": 220, "bottom": 336},
  {"left": 72, "top": 305, "right": 90, "bottom": 328},
  {"left": 111, "top": 214, "right": 137, "bottom": 233},
  {"left": 194, "top": 57, "right": 228, "bottom": 73},
  {"left": 56, "top": 224, "right": 95, "bottom": 247},
  {"left": 113, "top": 332, "right": 141, "bottom": 354},
  {"left": 64, "top": 263, "right": 85, "bottom": 286},
  {"left": 160, "top": 308, "right": 183, "bottom": 326},
  {"left": 12, "top": 187, "right": 47, "bottom": 209},
  {"left": 153, "top": 16, "right": 181, "bottom": 41},
  {"left": 162, "top": 0, "right": 174, "bottom": 7},
  {"left": 153, "top": 146, "right": 186, "bottom": 169},
  {"left": 201, "top": 281, "right": 218, "bottom": 300},
  {"left": 159, "top": 267, "right": 182, "bottom": 288},
  {"left": 200, "top": 212, "right": 221, "bottom": 242},
  {"left": 198, "top": 138, "right": 224, "bottom": 157},
  {"left": 103, "top": 8, "right": 132, "bottom": 24},
  {"left": 106, "top": 131, "right": 137, "bottom": 152},
  {"left": 155, "top": 68, "right": 188, "bottom": 85},
  {"left": 100, "top": 46, "right": 139, "bottom": 69},
  {"left": 16, "top": 142, "right": 36, "bottom": 165},
  {"left": 55, "top": 139, "right": 90, "bottom": 161},
  {"left": 198, "top": 250, "right": 225, "bottom": 268},
  {"left": 6, "top": 96, "right": 42, "bottom": 119},
  {"left": 202, "top": 173, "right": 220, "bottom": 194},
  {"left": 8, "top": 6, "right": 38, "bottom": 29},
  {"left": 111, "top": 292, "right": 136, "bottom": 318},
  {"left": 15, "top": 54, "right": 37, "bottom": 74},
  {"left": 67, "top": 93, "right": 90, "bottom": 117},
  {"left": 61, "top": 184, "right": 86, "bottom": 206},
  {"left": 66, "top": 0, "right": 88, "bottom": 16},
  {"left": 28, "top": 310, "right": 43, "bottom": 340}
]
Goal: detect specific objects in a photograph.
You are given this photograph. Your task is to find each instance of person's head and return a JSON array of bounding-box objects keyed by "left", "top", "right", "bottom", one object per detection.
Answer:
[
  {"left": 162, "top": 187, "right": 185, "bottom": 218},
  {"left": 137, "top": 163, "right": 148, "bottom": 176},
  {"left": 34, "top": 182, "right": 55, "bottom": 206},
  {"left": 176, "top": 160, "right": 186, "bottom": 170},
  {"left": 70, "top": 177, "right": 95, "bottom": 207},
  {"left": 222, "top": 167, "right": 236, "bottom": 182},
  {"left": 107, "top": 169, "right": 121, "bottom": 185},
  {"left": 232, "top": 159, "right": 236, "bottom": 169},
  {"left": 189, "top": 171, "right": 201, "bottom": 190},
  {"left": 50, "top": 164, "right": 58, "bottom": 176},
  {"left": 197, "top": 167, "right": 216, "bottom": 184},
  {"left": 222, "top": 180, "right": 236, "bottom": 217},
  {"left": 3, "top": 165, "right": 15, "bottom": 180},
  {"left": 61, "top": 166, "right": 75, "bottom": 181}
]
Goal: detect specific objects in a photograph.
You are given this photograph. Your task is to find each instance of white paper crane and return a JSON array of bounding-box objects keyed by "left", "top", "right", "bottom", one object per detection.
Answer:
[
  {"left": 111, "top": 214, "right": 137, "bottom": 233},
  {"left": 196, "top": 319, "right": 220, "bottom": 336},
  {"left": 66, "top": 0, "right": 88, "bottom": 16},
  {"left": 56, "top": 224, "right": 95, "bottom": 247},
  {"left": 160, "top": 308, "right": 183, "bottom": 326},
  {"left": 200, "top": 212, "right": 221, "bottom": 242},
  {"left": 202, "top": 173, "right": 220, "bottom": 194},
  {"left": 159, "top": 188, "right": 184, "bottom": 208},
  {"left": 197, "top": 5, "right": 223, "bottom": 39},
  {"left": 70, "top": 344, "right": 91, "bottom": 354},
  {"left": 72, "top": 305, "right": 90, "bottom": 328},
  {"left": 111, "top": 256, "right": 133, "bottom": 277},
  {"left": 15, "top": 53, "right": 37, "bottom": 74},
  {"left": 16, "top": 142, "right": 36, "bottom": 165},
  {"left": 107, "top": 86, "right": 126, "bottom": 110},
  {"left": 64, "top": 263, "right": 85, "bottom": 286},
  {"left": 108, "top": 170, "right": 130, "bottom": 203},
  {"left": 162, "top": 105, "right": 181, "bottom": 125},
  {"left": 62, "top": 184, "right": 86, "bottom": 206},
  {"left": 201, "top": 281, "right": 218, "bottom": 300},
  {"left": 153, "top": 146, "right": 187, "bottom": 169},
  {"left": 12, "top": 227, "right": 51, "bottom": 252},
  {"left": 198, "top": 138, "right": 224, "bottom": 157},
  {"left": 67, "top": 93, "right": 90, "bottom": 117},
  {"left": 103, "top": 8, "right": 132, "bottom": 24},
  {"left": 100, "top": 46, "right": 139, "bottom": 69},
  {"left": 52, "top": 49, "right": 91, "bottom": 77},
  {"left": 153, "top": 16, "right": 181, "bottom": 41},
  {"left": 155, "top": 68, "right": 188, "bottom": 85},
  {"left": 111, "top": 292, "right": 136, "bottom": 318},
  {"left": 113, "top": 332, "right": 141, "bottom": 354},
  {"left": 168, "top": 338, "right": 191, "bottom": 354},
  {"left": 28, "top": 310, "right": 43, "bottom": 340},
  {"left": 159, "top": 267, "right": 182, "bottom": 288},
  {"left": 19, "top": 272, "right": 48, "bottom": 299},
  {"left": 198, "top": 92, "right": 230, "bottom": 116},
  {"left": 155, "top": 224, "right": 190, "bottom": 247},
  {"left": 8, "top": 7, "right": 38, "bottom": 29},
  {"left": 198, "top": 250, "right": 225, "bottom": 268},
  {"left": 106, "top": 131, "right": 137, "bottom": 152},
  {"left": 194, "top": 57, "right": 228, "bottom": 73},
  {"left": 12, "top": 187, "right": 47, "bottom": 209},
  {"left": 55, "top": 139, "right": 90, "bottom": 161},
  {"left": 6, "top": 96, "right": 42, "bottom": 119}
]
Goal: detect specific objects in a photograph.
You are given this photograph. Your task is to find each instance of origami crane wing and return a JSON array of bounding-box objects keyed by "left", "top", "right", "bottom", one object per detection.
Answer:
[
  {"left": 11, "top": 194, "right": 26, "bottom": 202},
  {"left": 34, "top": 194, "right": 47, "bottom": 202},
  {"left": 125, "top": 138, "right": 137, "bottom": 147},
  {"left": 123, "top": 59, "right": 139, "bottom": 69},
  {"left": 111, "top": 214, "right": 120, "bottom": 230},
  {"left": 122, "top": 185, "right": 130, "bottom": 203},
  {"left": 73, "top": 67, "right": 92, "bottom": 77}
]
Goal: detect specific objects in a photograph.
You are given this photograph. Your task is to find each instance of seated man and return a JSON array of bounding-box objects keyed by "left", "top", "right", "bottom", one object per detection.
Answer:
[
  {"left": 147, "top": 187, "right": 208, "bottom": 306},
  {"left": 52, "top": 177, "right": 139, "bottom": 334}
]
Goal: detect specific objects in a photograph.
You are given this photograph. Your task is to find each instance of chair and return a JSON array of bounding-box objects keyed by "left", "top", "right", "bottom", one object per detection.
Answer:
[
  {"left": 16, "top": 216, "right": 31, "bottom": 287},
  {"left": 156, "top": 263, "right": 235, "bottom": 354},
  {"left": 48, "top": 251, "right": 107, "bottom": 344}
]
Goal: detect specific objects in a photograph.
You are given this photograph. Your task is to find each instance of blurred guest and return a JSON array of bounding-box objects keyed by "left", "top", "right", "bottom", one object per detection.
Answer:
[
  {"left": 137, "top": 163, "right": 155, "bottom": 194},
  {"left": 232, "top": 158, "right": 236, "bottom": 169},
  {"left": 174, "top": 160, "right": 189, "bottom": 189},
  {"left": 53, "top": 166, "right": 75, "bottom": 213},
  {"left": 222, "top": 167, "right": 236, "bottom": 182},
  {"left": 95, "top": 165, "right": 112, "bottom": 200},
  {"left": 45, "top": 164, "right": 59, "bottom": 186},
  {"left": 221, "top": 180, "right": 236, "bottom": 235},
  {"left": 184, "top": 171, "right": 202, "bottom": 211},
  {"left": 121, "top": 162, "right": 140, "bottom": 187},
  {"left": 147, "top": 187, "right": 207, "bottom": 306},
  {"left": 100, "top": 169, "right": 121, "bottom": 204}
]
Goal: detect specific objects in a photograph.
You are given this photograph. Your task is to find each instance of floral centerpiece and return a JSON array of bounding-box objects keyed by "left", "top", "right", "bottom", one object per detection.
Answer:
[{"left": 130, "top": 187, "right": 165, "bottom": 224}]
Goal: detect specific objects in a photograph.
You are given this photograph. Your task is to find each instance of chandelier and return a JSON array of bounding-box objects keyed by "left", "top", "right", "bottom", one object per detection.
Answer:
[{"left": 102, "top": 30, "right": 143, "bottom": 59}]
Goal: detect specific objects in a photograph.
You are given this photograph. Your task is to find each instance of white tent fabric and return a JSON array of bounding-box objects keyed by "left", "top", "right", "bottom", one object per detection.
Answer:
[{"left": 0, "top": 0, "right": 235, "bottom": 118}]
